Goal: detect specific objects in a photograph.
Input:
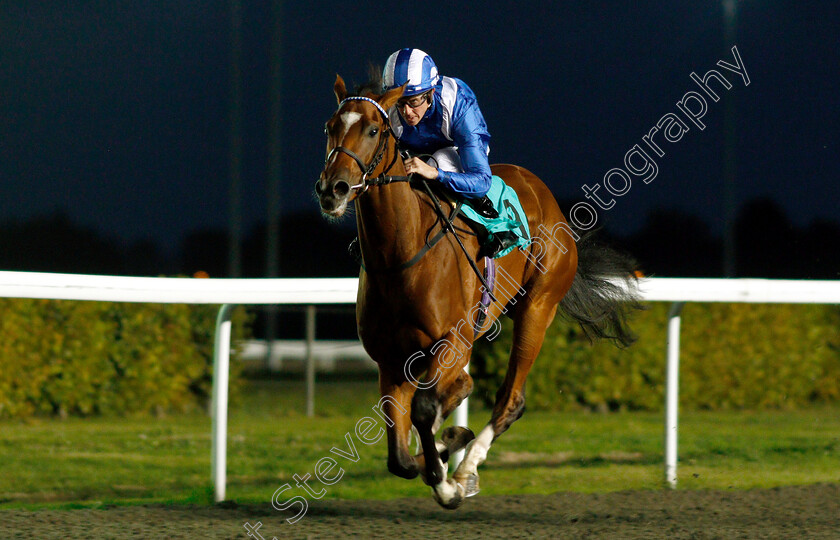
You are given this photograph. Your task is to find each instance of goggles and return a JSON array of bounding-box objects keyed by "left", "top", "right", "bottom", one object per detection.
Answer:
[{"left": 396, "top": 91, "right": 431, "bottom": 110}]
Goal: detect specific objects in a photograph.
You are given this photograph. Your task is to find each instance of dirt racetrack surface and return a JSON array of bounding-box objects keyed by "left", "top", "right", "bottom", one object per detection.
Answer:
[{"left": 2, "top": 483, "right": 839, "bottom": 539}]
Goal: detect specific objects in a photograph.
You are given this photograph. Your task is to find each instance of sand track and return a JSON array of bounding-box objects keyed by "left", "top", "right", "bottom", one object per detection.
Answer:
[{"left": 2, "top": 483, "right": 839, "bottom": 539}]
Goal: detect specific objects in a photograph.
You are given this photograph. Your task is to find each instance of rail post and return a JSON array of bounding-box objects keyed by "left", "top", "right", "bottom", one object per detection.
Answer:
[
  {"left": 211, "top": 303, "right": 236, "bottom": 503},
  {"left": 305, "top": 305, "right": 316, "bottom": 417},
  {"left": 664, "top": 301, "right": 685, "bottom": 488},
  {"left": 450, "top": 363, "right": 469, "bottom": 471}
]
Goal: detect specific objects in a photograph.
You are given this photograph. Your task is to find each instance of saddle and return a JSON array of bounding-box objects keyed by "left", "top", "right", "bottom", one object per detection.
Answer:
[
  {"left": 438, "top": 176, "right": 531, "bottom": 259},
  {"left": 349, "top": 175, "right": 528, "bottom": 265}
]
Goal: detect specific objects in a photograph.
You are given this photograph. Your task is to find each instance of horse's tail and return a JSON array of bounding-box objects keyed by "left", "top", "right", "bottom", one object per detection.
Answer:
[{"left": 558, "top": 231, "right": 643, "bottom": 348}]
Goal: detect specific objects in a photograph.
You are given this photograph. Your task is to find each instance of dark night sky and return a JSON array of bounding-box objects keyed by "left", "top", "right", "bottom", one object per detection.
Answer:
[{"left": 2, "top": 2, "right": 838, "bottom": 264}]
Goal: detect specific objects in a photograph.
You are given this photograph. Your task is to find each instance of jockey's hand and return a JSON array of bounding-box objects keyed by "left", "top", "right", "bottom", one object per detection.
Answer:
[{"left": 404, "top": 157, "right": 439, "bottom": 180}]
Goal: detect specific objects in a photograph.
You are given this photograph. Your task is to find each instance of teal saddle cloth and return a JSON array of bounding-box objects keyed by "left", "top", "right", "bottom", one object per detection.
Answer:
[{"left": 460, "top": 175, "right": 531, "bottom": 258}]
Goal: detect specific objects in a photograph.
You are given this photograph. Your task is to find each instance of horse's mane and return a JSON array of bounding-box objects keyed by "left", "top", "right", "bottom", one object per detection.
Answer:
[{"left": 350, "top": 64, "right": 384, "bottom": 98}]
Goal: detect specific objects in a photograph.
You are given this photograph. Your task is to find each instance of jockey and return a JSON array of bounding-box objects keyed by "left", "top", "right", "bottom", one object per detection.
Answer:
[{"left": 382, "top": 48, "right": 519, "bottom": 257}]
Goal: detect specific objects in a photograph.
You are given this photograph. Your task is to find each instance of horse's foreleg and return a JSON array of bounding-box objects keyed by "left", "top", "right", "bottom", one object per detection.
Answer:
[
  {"left": 454, "top": 302, "right": 558, "bottom": 495},
  {"left": 410, "top": 336, "right": 473, "bottom": 509},
  {"left": 436, "top": 370, "right": 476, "bottom": 463},
  {"left": 379, "top": 373, "right": 421, "bottom": 480},
  {"left": 410, "top": 369, "right": 475, "bottom": 464},
  {"left": 439, "top": 369, "right": 473, "bottom": 419}
]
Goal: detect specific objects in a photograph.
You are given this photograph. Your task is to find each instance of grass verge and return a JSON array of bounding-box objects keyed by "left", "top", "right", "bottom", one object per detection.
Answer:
[{"left": 1, "top": 377, "right": 838, "bottom": 509}]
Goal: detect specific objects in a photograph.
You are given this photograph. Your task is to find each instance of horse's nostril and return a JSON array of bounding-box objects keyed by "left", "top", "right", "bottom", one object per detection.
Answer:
[
  {"left": 333, "top": 181, "right": 350, "bottom": 197},
  {"left": 314, "top": 179, "right": 324, "bottom": 195}
]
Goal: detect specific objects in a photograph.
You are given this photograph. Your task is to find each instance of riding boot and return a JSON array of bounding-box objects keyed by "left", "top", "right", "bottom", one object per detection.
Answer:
[
  {"left": 483, "top": 231, "right": 520, "bottom": 258},
  {"left": 471, "top": 195, "right": 499, "bottom": 219}
]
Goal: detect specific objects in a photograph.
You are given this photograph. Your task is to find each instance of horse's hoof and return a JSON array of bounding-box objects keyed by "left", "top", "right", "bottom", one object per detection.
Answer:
[
  {"left": 439, "top": 426, "right": 475, "bottom": 462},
  {"left": 454, "top": 472, "right": 480, "bottom": 497},
  {"left": 432, "top": 478, "right": 466, "bottom": 510}
]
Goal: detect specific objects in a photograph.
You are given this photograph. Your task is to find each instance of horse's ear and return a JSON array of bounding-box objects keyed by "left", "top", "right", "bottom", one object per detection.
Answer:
[
  {"left": 334, "top": 74, "right": 348, "bottom": 104},
  {"left": 378, "top": 83, "right": 407, "bottom": 111}
]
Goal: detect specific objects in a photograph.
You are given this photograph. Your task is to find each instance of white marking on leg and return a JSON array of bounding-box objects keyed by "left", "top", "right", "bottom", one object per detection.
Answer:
[
  {"left": 431, "top": 457, "right": 464, "bottom": 507},
  {"left": 456, "top": 424, "right": 494, "bottom": 476},
  {"left": 340, "top": 112, "right": 362, "bottom": 140},
  {"left": 433, "top": 477, "right": 458, "bottom": 502}
]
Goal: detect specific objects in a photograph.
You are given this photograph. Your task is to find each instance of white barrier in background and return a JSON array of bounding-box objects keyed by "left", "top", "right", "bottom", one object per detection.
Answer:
[
  {"left": 640, "top": 278, "right": 840, "bottom": 487},
  {"left": 239, "top": 339, "right": 375, "bottom": 372},
  {"left": 1, "top": 271, "right": 839, "bottom": 500},
  {"left": 0, "top": 271, "right": 358, "bottom": 304},
  {"left": 0, "top": 271, "right": 356, "bottom": 503}
]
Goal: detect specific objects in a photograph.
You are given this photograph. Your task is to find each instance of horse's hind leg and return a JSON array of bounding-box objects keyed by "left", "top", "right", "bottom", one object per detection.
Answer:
[{"left": 454, "top": 299, "right": 559, "bottom": 495}]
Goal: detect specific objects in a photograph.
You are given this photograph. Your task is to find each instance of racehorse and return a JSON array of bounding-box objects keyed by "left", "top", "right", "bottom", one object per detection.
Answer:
[{"left": 316, "top": 74, "right": 640, "bottom": 509}]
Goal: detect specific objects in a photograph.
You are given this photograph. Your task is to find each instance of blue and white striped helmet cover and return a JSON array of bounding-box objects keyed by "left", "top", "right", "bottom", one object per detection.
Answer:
[{"left": 382, "top": 48, "right": 439, "bottom": 96}]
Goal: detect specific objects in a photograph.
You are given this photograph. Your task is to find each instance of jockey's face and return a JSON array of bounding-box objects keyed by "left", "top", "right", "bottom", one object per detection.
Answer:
[{"left": 396, "top": 89, "right": 433, "bottom": 126}]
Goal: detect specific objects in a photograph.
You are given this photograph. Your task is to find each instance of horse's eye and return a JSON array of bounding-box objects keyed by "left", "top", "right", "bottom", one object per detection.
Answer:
[{"left": 368, "top": 127, "right": 379, "bottom": 137}]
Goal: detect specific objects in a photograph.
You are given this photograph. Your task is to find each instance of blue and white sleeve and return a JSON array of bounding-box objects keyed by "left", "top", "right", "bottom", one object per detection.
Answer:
[{"left": 436, "top": 102, "right": 492, "bottom": 198}]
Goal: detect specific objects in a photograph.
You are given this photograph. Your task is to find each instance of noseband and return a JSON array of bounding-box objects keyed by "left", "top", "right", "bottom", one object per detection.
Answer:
[{"left": 323, "top": 96, "right": 409, "bottom": 192}]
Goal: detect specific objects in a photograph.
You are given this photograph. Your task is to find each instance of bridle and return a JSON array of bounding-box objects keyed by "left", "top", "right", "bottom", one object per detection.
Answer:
[{"left": 322, "top": 96, "right": 410, "bottom": 194}]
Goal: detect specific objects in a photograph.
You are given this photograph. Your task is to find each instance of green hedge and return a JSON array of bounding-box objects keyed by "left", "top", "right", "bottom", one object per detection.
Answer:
[
  {"left": 472, "top": 303, "right": 840, "bottom": 411},
  {"left": 0, "top": 299, "right": 251, "bottom": 418}
]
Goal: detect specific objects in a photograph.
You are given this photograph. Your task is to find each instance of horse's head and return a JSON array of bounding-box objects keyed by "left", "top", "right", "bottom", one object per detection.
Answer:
[{"left": 316, "top": 74, "right": 405, "bottom": 218}]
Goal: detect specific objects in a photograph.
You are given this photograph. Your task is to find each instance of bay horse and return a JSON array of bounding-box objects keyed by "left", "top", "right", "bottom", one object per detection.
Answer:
[{"left": 317, "top": 74, "right": 640, "bottom": 509}]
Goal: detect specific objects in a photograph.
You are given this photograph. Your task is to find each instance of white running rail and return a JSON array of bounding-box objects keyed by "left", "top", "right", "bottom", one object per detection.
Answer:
[{"left": 1, "top": 271, "right": 839, "bottom": 499}]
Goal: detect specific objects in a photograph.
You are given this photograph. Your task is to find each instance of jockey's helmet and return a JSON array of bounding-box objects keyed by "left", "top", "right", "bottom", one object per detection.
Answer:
[{"left": 382, "top": 48, "right": 439, "bottom": 96}]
